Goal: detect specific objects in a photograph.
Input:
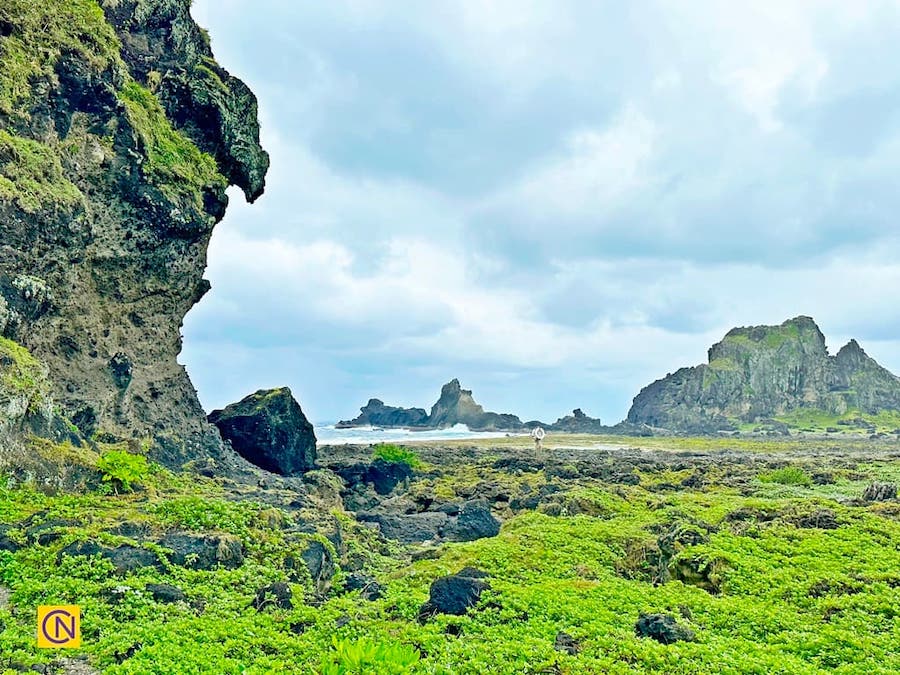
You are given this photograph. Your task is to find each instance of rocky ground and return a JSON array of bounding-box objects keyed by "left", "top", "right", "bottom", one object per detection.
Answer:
[{"left": 1, "top": 433, "right": 899, "bottom": 673}]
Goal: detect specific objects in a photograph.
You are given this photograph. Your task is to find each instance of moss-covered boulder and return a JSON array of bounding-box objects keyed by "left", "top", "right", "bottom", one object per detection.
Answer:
[{"left": 209, "top": 388, "right": 317, "bottom": 475}]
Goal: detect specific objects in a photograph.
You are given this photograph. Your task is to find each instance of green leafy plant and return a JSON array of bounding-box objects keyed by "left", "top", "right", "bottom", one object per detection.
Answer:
[
  {"left": 757, "top": 466, "right": 812, "bottom": 486},
  {"left": 318, "top": 637, "right": 420, "bottom": 675},
  {"left": 96, "top": 450, "right": 149, "bottom": 494},
  {"left": 372, "top": 443, "right": 421, "bottom": 469}
]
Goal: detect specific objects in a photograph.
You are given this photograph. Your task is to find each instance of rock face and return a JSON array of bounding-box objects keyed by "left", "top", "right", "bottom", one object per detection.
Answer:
[
  {"left": 627, "top": 317, "right": 900, "bottom": 433},
  {"left": 337, "top": 398, "right": 428, "bottom": 429},
  {"left": 209, "top": 388, "right": 317, "bottom": 475},
  {"left": 0, "top": 0, "right": 268, "bottom": 466}
]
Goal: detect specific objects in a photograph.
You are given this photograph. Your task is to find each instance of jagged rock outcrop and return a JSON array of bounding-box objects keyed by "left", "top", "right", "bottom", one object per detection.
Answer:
[
  {"left": 547, "top": 408, "right": 609, "bottom": 433},
  {"left": 627, "top": 316, "right": 900, "bottom": 433},
  {"left": 428, "top": 379, "right": 523, "bottom": 430},
  {"left": 340, "top": 379, "right": 524, "bottom": 431},
  {"left": 336, "top": 398, "right": 429, "bottom": 429},
  {"left": 0, "top": 0, "right": 269, "bottom": 466},
  {"left": 209, "top": 388, "right": 316, "bottom": 475}
]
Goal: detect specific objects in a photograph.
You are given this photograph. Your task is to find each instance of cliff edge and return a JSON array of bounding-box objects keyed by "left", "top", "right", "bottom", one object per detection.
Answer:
[{"left": 0, "top": 0, "right": 269, "bottom": 466}]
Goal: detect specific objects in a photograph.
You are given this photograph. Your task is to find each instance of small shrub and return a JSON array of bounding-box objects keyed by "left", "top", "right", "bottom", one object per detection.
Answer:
[
  {"left": 758, "top": 466, "right": 812, "bottom": 486},
  {"left": 96, "top": 449, "right": 149, "bottom": 493},
  {"left": 318, "top": 637, "right": 419, "bottom": 675},
  {"left": 372, "top": 443, "right": 420, "bottom": 469}
]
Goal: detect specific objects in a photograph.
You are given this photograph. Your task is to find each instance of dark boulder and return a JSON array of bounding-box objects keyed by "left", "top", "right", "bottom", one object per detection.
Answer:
[
  {"left": 360, "top": 511, "right": 448, "bottom": 544},
  {"left": 252, "top": 582, "right": 293, "bottom": 611},
  {"left": 159, "top": 533, "right": 244, "bottom": 570},
  {"left": 58, "top": 541, "right": 162, "bottom": 574},
  {"left": 145, "top": 583, "right": 185, "bottom": 604},
  {"left": 635, "top": 613, "right": 696, "bottom": 644},
  {"left": 367, "top": 458, "right": 413, "bottom": 495},
  {"left": 863, "top": 482, "right": 897, "bottom": 502},
  {"left": 0, "top": 525, "right": 21, "bottom": 553},
  {"left": 419, "top": 568, "right": 490, "bottom": 619},
  {"left": 344, "top": 573, "right": 383, "bottom": 601},
  {"left": 554, "top": 631, "right": 581, "bottom": 655},
  {"left": 25, "top": 518, "right": 78, "bottom": 546},
  {"left": 209, "top": 387, "right": 316, "bottom": 475},
  {"left": 299, "top": 540, "right": 335, "bottom": 597},
  {"left": 334, "top": 458, "right": 414, "bottom": 495},
  {"left": 443, "top": 500, "right": 501, "bottom": 542},
  {"left": 795, "top": 509, "right": 839, "bottom": 529}
]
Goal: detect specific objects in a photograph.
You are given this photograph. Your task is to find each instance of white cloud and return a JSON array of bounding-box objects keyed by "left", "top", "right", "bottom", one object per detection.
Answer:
[
  {"left": 186, "top": 0, "right": 900, "bottom": 421},
  {"left": 485, "top": 105, "right": 657, "bottom": 220}
]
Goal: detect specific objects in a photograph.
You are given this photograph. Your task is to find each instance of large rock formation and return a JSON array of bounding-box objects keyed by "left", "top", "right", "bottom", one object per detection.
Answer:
[
  {"left": 209, "top": 388, "right": 316, "bottom": 475},
  {"left": 0, "top": 0, "right": 269, "bottom": 466},
  {"left": 428, "top": 379, "right": 523, "bottom": 431},
  {"left": 336, "top": 399, "right": 429, "bottom": 429},
  {"left": 339, "top": 379, "right": 524, "bottom": 431},
  {"left": 547, "top": 408, "right": 609, "bottom": 433},
  {"left": 627, "top": 316, "right": 900, "bottom": 432}
]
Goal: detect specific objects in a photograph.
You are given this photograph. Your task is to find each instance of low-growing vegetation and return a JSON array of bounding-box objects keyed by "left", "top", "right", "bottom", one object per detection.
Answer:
[
  {"left": 372, "top": 443, "right": 421, "bottom": 469},
  {"left": 1, "top": 435, "right": 899, "bottom": 673}
]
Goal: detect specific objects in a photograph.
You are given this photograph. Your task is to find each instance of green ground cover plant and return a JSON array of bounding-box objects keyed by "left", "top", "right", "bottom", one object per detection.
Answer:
[
  {"left": 372, "top": 443, "right": 421, "bottom": 469},
  {"left": 1, "top": 437, "right": 899, "bottom": 674}
]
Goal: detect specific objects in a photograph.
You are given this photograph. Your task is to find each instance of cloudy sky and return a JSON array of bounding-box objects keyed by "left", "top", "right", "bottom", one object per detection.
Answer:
[{"left": 184, "top": 0, "right": 900, "bottom": 424}]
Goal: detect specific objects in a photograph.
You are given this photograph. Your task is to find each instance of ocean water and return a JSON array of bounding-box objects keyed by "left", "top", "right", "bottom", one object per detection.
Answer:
[{"left": 314, "top": 422, "right": 518, "bottom": 446}]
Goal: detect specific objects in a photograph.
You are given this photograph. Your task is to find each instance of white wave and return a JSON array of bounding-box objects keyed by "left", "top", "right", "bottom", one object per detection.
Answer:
[{"left": 315, "top": 422, "right": 521, "bottom": 446}]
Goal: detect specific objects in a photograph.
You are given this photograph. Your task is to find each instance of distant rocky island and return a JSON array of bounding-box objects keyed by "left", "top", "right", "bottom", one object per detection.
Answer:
[
  {"left": 627, "top": 316, "right": 900, "bottom": 434},
  {"left": 338, "top": 378, "right": 610, "bottom": 433},
  {"left": 339, "top": 317, "right": 900, "bottom": 437}
]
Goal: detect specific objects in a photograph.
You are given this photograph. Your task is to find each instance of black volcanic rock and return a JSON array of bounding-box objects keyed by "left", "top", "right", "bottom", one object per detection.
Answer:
[
  {"left": 209, "top": 388, "right": 316, "bottom": 475},
  {"left": 627, "top": 317, "right": 900, "bottom": 433},
  {"left": 337, "top": 398, "right": 429, "bottom": 428},
  {"left": 419, "top": 568, "right": 491, "bottom": 619}
]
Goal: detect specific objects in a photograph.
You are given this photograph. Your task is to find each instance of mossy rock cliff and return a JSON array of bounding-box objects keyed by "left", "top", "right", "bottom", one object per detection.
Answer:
[
  {"left": 627, "top": 316, "right": 900, "bottom": 433},
  {"left": 0, "top": 0, "right": 269, "bottom": 466}
]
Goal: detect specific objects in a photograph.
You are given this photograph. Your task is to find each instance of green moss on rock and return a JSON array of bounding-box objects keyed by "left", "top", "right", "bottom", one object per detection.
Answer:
[
  {"left": 119, "top": 80, "right": 225, "bottom": 206},
  {"left": 0, "top": 131, "right": 84, "bottom": 213},
  {"left": 0, "top": 0, "right": 122, "bottom": 116}
]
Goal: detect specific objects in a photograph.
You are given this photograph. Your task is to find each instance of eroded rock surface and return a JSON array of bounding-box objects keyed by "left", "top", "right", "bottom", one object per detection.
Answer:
[{"left": 0, "top": 0, "right": 268, "bottom": 467}]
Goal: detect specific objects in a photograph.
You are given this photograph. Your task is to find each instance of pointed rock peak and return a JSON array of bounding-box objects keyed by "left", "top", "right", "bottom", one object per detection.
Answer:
[
  {"left": 839, "top": 339, "right": 864, "bottom": 354},
  {"left": 835, "top": 339, "right": 871, "bottom": 364},
  {"left": 442, "top": 378, "right": 462, "bottom": 393}
]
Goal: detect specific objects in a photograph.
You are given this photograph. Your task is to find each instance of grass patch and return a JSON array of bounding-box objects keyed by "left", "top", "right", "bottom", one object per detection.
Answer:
[
  {"left": 372, "top": 443, "right": 421, "bottom": 469},
  {"left": 119, "top": 80, "right": 225, "bottom": 207},
  {"left": 0, "top": 131, "right": 83, "bottom": 213},
  {"left": 758, "top": 466, "right": 812, "bottom": 487}
]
